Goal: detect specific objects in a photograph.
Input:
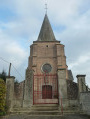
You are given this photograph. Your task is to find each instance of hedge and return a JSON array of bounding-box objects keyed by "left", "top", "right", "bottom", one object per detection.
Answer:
[{"left": 0, "top": 78, "right": 6, "bottom": 116}]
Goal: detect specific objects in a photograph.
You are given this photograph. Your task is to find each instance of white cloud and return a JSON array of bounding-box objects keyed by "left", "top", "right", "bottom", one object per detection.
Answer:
[
  {"left": 67, "top": 53, "right": 90, "bottom": 87},
  {"left": 69, "top": 53, "right": 90, "bottom": 69},
  {"left": 0, "top": 0, "right": 90, "bottom": 86},
  {"left": 0, "top": 29, "right": 28, "bottom": 80}
]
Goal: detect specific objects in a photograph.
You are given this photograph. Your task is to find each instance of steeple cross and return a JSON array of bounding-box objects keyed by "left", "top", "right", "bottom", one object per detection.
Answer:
[{"left": 45, "top": 3, "right": 48, "bottom": 14}]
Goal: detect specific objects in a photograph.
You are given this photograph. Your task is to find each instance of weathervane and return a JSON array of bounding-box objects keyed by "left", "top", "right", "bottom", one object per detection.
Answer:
[{"left": 45, "top": 1, "right": 48, "bottom": 14}]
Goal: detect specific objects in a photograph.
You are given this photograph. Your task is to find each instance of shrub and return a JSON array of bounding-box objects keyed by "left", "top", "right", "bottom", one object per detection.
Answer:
[{"left": 0, "top": 78, "right": 6, "bottom": 116}]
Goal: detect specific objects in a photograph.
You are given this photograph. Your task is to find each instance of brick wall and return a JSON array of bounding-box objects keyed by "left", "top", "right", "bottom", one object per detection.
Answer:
[{"left": 29, "top": 41, "right": 68, "bottom": 79}]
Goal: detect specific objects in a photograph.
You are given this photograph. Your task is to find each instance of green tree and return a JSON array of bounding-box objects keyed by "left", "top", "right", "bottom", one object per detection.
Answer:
[
  {"left": 0, "top": 78, "right": 6, "bottom": 116},
  {"left": 14, "top": 79, "right": 19, "bottom": 84},
  {"left": 0, "top": 70, "right": 7, "bottom": 82}
]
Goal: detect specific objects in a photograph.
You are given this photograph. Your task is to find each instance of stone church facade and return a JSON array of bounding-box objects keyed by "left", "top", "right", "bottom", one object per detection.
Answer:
[{"left": 6, "top": 14, "right": 89, "bottom": 114}]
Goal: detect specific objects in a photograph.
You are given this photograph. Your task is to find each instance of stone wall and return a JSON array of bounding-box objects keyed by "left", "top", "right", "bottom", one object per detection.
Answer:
[
  {"left": 23, "top": 69, "right": 33, "bottom": 107},
  {"left": 58, "top": 69, "right": 68, "bottom": 108},
  {"left": 68, "top": 70, "right": 74, "bottom": 81},
  {"left": 67, "top": 80, "right": 78, "bottom": 100},
  {"left": 67, "top": 80, "right": 79, "bottom": 107},
  {"left": 6, "top": 77, "right": 15, "bottom": 111},
  {"left": 80, "top": 92, "right": 90, "bottom": 115},
  {"left": 13, "top": 81, "right": 25, "bottom": 108}
]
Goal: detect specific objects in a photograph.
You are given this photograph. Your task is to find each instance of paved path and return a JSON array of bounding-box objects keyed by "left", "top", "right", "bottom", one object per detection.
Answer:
[{"left": 1, "top": 114, "right": 90, "bottom": 119}]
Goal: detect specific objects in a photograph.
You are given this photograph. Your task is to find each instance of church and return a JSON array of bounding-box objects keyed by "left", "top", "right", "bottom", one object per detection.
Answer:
[{"left": 6, "top": 13, "right": 89, "bottom": 115}]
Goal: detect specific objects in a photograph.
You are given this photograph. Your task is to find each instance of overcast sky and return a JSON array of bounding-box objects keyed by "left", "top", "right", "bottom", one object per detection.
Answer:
[{"left": 0, "top": 0, "right": 90, "bottom": 87}]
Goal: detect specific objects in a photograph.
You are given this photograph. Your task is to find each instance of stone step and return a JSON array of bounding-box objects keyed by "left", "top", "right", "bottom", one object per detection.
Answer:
[
  {"left": 33, "top": 104, "right": 59, "bottom": 107},
  {"left": 31, "top": 108, "right": 59, "bottom": 111},
  {"left": 31, "top": 106, "right": 59, "bottom": 111},
  {"left": 13, "top": 104, "right": 59, "bottom": 112},
  {"left": 10, "top": 110, "right": 84, "bottom": 116},
  {"left": 13, "top": 107, "right": 59, "bottom": 111},
  {"left": 11, "top": 105, "right": 84, "bottom": 116},
  {"left": 10, "top": 111, "right": 62, "bottom": 115},
  {"left": 10, "top": 109, "right": 85, "bottom": 116}
]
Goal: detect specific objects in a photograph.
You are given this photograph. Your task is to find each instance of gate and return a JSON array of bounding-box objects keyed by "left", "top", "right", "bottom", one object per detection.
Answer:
[{"left": 33, "top": 73, "right": 58, "bottom": 104}]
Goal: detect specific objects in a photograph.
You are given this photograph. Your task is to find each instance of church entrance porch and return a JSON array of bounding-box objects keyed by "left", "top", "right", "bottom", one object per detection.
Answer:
[{"left": 33, "top": 74, "right": 59, "bottom": 104}]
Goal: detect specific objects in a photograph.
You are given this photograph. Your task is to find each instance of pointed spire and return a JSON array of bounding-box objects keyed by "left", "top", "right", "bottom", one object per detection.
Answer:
[{"left": 37, "top": 14, "right": 56, "bottom": 41}]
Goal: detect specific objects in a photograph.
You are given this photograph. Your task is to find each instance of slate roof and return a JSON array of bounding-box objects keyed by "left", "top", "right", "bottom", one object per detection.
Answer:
[{"left": 37, "top": 14, "right": 57, "bottom": 41}]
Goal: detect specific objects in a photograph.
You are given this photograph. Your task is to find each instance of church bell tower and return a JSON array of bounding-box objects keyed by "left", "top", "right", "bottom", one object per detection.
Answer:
[
  {"left": 29, "top": 14, "right": 68, "bottom": 77},
  {"left": 24, "top": 14, "right": 68, "bottom": 107}
]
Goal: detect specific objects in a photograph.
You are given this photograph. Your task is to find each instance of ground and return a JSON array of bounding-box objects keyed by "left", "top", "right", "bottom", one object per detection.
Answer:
[{"left": 1, "top": 114, "right": 90, "bottom": 119}]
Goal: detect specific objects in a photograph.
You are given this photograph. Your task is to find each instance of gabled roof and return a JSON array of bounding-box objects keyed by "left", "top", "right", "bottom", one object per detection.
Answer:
[{"left": 37, "top": 14, "right": 56, "bottom": 41}]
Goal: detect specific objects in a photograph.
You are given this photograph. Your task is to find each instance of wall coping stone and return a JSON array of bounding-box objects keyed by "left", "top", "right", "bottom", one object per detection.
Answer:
[{"left": 76, "top": 75, "right": 86, "bottom": 78}]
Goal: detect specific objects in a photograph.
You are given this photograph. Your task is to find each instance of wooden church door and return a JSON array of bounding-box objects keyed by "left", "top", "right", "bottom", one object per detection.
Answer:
[{"left": 42, "top": 85, "right": 52, "bottom": 99}]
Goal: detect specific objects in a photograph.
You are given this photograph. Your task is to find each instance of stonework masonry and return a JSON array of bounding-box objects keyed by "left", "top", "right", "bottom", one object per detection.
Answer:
[
  {"left": 14, "top": 81, "right": 24, "bottom": 108},
  {"left": 58, "top": 69, "right": 68, "bottom": 107},
  {"left": 29, "top": 41, "right": 68, "bottom": 77},
  {"left": 23, "top": 69, "right": 33, "bottom": 107},
  {"left": 77, "top": 75, "right": 87, "bottom": 93},
  {"left": 6, "top": 76, "right": 15, "bottom": 111},
  {"left": 80, "top": 92, "right": 90, "bottom": 115}
]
